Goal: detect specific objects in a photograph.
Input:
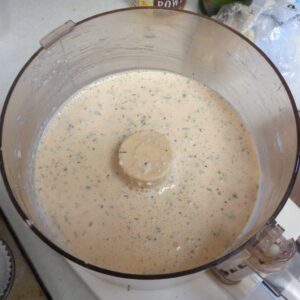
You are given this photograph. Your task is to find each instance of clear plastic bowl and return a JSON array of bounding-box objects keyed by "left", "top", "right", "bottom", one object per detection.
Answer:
[{"left": 0, "top": 8, "right": 299, "bottom": 281}]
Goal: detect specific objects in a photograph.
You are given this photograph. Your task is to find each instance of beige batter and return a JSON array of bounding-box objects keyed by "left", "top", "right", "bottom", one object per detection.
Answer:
[{"left": 34, "top": 70, "right": 259, "bottom": 274}]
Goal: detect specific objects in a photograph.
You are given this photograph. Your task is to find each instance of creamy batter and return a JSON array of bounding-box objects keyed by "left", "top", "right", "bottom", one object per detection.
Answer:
[{"left": 34, "top": 70, "right": 259, "bottom": 274}]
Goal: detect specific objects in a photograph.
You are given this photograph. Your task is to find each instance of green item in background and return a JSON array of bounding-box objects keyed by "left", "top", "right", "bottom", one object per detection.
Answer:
[{"left": 199, "top": 0, "right": 253, "bottom": 16}]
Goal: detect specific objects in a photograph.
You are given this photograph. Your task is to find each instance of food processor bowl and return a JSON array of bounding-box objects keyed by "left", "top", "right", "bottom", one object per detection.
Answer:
[{"left": 0, "top": 8, "right": 299, "bottom": 287}]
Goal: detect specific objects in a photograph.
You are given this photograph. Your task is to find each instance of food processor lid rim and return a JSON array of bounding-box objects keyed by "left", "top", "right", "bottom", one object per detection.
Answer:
[{"left": 0, "top": 7, "right": 299, "bottom": 280}]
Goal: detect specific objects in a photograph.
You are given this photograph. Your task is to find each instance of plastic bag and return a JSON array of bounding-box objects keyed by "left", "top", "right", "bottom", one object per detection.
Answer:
[{"left": 215, "top": 1, "right": 300, "bottom": 106}]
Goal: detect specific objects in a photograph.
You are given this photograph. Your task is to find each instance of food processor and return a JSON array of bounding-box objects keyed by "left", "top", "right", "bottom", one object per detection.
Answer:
[{"left": 0, "top": 8, "right": 299, "bottom": 290}]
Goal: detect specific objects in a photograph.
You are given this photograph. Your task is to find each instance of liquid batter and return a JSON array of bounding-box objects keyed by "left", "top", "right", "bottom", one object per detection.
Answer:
[{"left": 34, "top": 70, "right": 259, "bottom": 274}]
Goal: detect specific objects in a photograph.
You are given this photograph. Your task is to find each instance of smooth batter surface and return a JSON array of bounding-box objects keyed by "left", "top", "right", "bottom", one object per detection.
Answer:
[{"left": 34, "top": 70, "right": 259, "bottom": 274}]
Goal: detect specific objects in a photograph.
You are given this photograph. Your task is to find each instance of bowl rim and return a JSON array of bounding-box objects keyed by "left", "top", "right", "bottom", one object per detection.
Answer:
[{"left": 0, "top": 7, "right": 299, "bottom": 280}]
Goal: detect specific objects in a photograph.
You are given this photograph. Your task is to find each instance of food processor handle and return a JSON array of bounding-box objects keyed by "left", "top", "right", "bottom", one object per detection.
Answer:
[
  {"left": 211, "top": 222, "right": 299, "bottom": 298},
  {"left": 258, "top": 236, "right": 300, "bottom": 300}
]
